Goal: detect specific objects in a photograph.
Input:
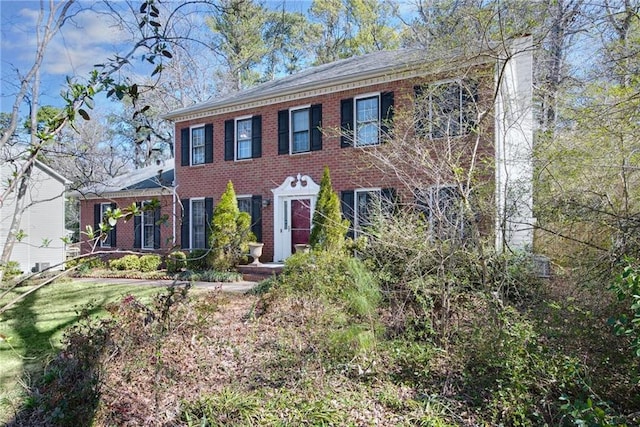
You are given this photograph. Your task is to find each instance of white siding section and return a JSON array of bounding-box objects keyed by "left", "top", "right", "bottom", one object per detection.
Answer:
[
  {"left": 1, "top": 162, "right": 68, "bottom": 273},
  {"left": 494, "top": 36, "right": 535, "bottom": 252}
]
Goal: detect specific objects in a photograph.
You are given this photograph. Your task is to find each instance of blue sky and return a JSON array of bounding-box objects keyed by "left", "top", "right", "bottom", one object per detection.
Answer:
[
  {"left": 1, "top": 0, "right": 138, "bottom": 113},
  {"left": 0, "top": 1, "right": 319, "bottom": 115}
]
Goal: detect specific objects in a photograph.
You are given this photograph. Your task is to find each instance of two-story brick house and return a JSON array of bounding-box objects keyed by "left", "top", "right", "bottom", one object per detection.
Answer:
[{"left": 164, "top": 37, "right": 534, "bottom": 262}]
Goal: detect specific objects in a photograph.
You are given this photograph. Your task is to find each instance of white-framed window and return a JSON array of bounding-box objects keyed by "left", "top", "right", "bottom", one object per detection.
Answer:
[
  {"left": 355, "top": 94, "right": 380, "bottom": 146},
  {"left": 291, "top": 107, "right": 310, "bottom": 153},
  {"left": 142, "top": 201, "right": 155, "bottom": 249},
  {"left": 100, "top": 203, "right": 113, "bottom": 248},
  {"left": 236, "top": 117, "right": 252, "bottom": 160},
  {"left": 190, "top": 198, "right": 206, "bottom": 249},
  {"left": 416, "top": 80, "right": 477, "bottom": 139},
  {"left": 191, "top": 125, "right": 205, "bottom": 165},
  {"left": 355, "top": 188, "right": 382, "bottom": 236}
]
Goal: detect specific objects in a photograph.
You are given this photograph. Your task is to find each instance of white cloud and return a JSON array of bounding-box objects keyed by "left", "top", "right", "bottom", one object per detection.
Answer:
[{"left": 2, "top": 2, "right": 132, "bottom": 76}]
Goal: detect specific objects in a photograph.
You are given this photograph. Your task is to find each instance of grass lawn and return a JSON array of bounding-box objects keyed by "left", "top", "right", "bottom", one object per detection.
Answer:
[{"left": 0, "top": 279, "right": 169, "bottom": 423}]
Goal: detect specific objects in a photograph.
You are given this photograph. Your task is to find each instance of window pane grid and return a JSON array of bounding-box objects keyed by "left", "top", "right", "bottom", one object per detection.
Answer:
[
  {"left": 356, "top": 96, "right": 379, "bottom": 146},
  {"left": 142, "top": 207, "right": 154, "bottom": 249},
  {"left": 292, "top": 109, "right": 310, "bottom": 153},
  {"left": 237, "top": 119, "right": 252, "bottom": 159},
  {"left": 423, "top": 82, "right": 475, "bottom": 139},
  {"left": 192, "top": 200, "right": 206, "bottom": 249},
  {"left": 191, "top": 127, "right": 205, "bottom": 165}
]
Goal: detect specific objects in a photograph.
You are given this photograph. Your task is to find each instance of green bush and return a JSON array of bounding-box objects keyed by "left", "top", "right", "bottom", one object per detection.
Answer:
[
  {"left": 109, "top": 255, "right": 141, "bottom": 271},
  {"left": 186, "top": 249, "right": 209, "bottom": 271},
  {"left": 608, "top": 258, "right": 640, "bottom": 358},
  {"left": 65, "top": 256, "right": 105, "bottom": 273},
  {"left": 310, "top": 166, "right": 348, "bottom": 251},
  {"left": 1, "top": 260, "right": 23, "bottom": 281},
  {"left": 166, "top": 251, "right": 187, "bottom": 273},
  {"left": 273, "top": 251, "right": 382, "bottom": 367},
  {"left": 209, "top": 181, "right": 255, "bottom": 271},
  {"left": 139, "top": 254, "right": 161, "bottom": 272}
]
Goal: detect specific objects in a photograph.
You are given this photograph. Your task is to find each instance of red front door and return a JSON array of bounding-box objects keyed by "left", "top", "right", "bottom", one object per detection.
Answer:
[{"left": 290, "top": 198, "right": 311, "bottom": 254}]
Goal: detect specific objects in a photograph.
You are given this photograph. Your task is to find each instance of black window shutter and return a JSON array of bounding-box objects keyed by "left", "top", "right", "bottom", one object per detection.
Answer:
[
  {"left": 134, "top": 202, "right": 142, "bottom": 249},
  {"left": 310, "top": 104, "right": 322, "bottom": 151},
  {"left": 110, "top": 202, "right": 117, "bottom": 246},
  {"left": 380, "top": 91, "right": 394, "bottom": 139},
  {"left": 154, "top": 206, "right": 161, "bottom": 249},
  {"left": 205, "top": 197, "right": 214, "bottom": 248},
  {"left": 94, "top": 204, "right": 100, "bottom": 232},
  {"left": 204, "top": 123, "right": 214, "bottom": 164},
  {"left": 341, "top": 190, "right": 355, "bottom": 239},
  {"left": 414, "top": 86, "right": 427, "bottom": 137},
  {"left": 340, "top": 98, "right": 353, "bottom": 148},
  {"left": 252, "top": 115, "right": 262, "bottom": 158},
  {"left": 181, "top": 128, "right": 190, "bottom": 166},
  {"left": 250, "top": 195, "right": 263, "bottom": 242},
  {"left": 224, "top": 120, "right": 234, "bottom": 161},
  {"left": 181, "top": 199, "right": 190, "bottom": 249},
  {"left": 278, "top": 110, "right": 289, "bottom": 155}
]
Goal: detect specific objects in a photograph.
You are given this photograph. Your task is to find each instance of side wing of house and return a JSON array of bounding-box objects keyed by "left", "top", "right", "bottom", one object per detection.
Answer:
[{"left": 0, "top": 162, "right": 68, "bottom": 273}]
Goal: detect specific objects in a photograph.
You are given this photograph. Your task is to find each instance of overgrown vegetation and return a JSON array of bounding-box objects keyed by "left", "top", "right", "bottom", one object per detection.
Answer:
[{"left": 5, "top": 235, "right": 637, "bottom": 425}]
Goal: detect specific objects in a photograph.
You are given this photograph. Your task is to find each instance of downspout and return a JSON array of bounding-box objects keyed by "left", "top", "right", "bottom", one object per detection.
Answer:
[{"left": 172, "top": 183, "right": 178, "bottom": 246}]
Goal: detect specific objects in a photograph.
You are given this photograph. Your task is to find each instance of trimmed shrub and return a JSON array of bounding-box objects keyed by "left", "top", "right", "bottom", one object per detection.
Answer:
[
  {"left": 166, "top": 251, "right": 187, "bottom": 274},
  {"left": 139, "top": 254, "right": 161, "bottom": 272},
  {"left": 209, "top": 181, "right": 255, "bottom": 271},
  {"left": 109, "top": 255, "right": 141, "bottom": 271}
]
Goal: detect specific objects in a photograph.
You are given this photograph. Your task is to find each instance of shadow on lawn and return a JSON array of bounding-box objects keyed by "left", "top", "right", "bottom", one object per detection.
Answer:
[{"left": 4, "top": 286, "right": 107, "bottom": 427}]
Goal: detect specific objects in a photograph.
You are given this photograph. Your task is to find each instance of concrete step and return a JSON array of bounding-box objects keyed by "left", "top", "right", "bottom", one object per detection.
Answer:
[{"left": 237, "top": 263, "right": 284, "bottom": 282}]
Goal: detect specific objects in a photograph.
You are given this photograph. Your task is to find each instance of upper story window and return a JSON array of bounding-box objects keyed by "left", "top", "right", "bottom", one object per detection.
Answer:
[
  {"left": 341, "top": 92, "right": 394, "bottom": 148},
  {"left": 236, "top": 118, "right": 252, "bottom": 160},
  {"left": 191, "top": 126, "right": 205, "bottom": 165},
  {"left": 355, "top": 95, "right": 380, "bottom": 146},
  {"left": 415, "top": 81, "right": 478, "bottom": 139},
  {"left": 180, "top": 124, "right": 213, "bottom": 166},
  {"left": 278, "top": 105, "right": 322, "bottom": 155},
  {"left": 291, "top": 108, "right": 310, "bottom": 153},
  {"left": 225, "top": 116, "right": 262, "bottom": 161}
]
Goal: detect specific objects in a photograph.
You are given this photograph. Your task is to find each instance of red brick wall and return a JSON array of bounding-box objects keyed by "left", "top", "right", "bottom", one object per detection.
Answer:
[
  {"left": 175, "top": 74, "right": 495, "bottom": 261},
  {"left": 78, "top": 194, "right": 175, "bottom": 256}
]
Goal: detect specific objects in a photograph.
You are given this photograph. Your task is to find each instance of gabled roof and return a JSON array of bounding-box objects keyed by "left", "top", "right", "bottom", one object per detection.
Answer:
[
  {"left": 163, "top": 45, "right": 496, "bottom": 122},
  {"left": 75, "top": 158, "right": 174, "bottom": 198}
]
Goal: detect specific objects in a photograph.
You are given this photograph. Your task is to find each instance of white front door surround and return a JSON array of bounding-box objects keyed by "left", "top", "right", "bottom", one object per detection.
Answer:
[{"left": 272, "top": 174, "right": 320, "bottom": 261}]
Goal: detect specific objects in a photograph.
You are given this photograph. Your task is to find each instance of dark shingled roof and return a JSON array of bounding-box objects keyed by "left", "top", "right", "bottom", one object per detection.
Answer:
[
  {"left": 75, "top": 158, "right": 174, "bottom": 196},
  {"left": 163, "top": 47, "right": 450, "bottom": 120}
]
